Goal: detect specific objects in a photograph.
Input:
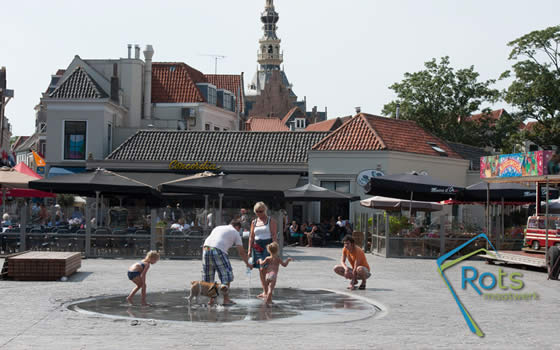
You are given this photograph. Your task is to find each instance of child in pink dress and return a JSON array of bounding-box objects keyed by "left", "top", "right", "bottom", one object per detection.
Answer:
[{"left": 257, "top": 242, "right": 292, "bottom": 305}]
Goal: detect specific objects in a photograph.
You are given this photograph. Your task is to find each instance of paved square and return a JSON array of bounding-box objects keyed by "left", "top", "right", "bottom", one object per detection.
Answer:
[{"left": 0, "top": 247, "right": 558, "bottom": 349}]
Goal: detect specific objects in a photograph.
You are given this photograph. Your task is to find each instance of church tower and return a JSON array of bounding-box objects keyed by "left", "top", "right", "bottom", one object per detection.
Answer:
[
  {"left": 244, "top": 1, "right": 327, "bottom": 124},
  {"left": 258, "top": 0, "right": 283, "bottom": 70},
  {"left": 246, "top": 0, "right": 299, "bottom": 118}
]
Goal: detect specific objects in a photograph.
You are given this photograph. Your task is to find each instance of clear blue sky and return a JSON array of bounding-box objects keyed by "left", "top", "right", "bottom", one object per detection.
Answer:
[{"left": 2, "top": 0, "right": 559, "bottom": 136}]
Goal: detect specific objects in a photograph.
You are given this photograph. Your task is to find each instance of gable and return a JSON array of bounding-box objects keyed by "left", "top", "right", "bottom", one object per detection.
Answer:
[{"left": 49, "top": 66, "right": 108, "bottom": 99}]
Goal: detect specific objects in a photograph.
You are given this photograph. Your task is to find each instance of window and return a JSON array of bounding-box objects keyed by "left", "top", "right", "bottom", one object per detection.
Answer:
[
  {"left": 39, "top": 140, "right": 46, "bottom": 157},
  {"left": 214, "top": 127, "right": 220, "bottom": 131},
  {"left": 64, "top": 121, "right": 87, "bottom": 160},
  {"left": 205, "top": 123, "right": 211, "bottom": 131},
  {"left": 321, "top": 181, "right": 350, "bottom": 193},
  {"left": 107, "top": 123, "right": 113, "bottom": 154},
  {"left": 296, "top": 118, "right": 306, "bottom": 129},
  {"left": 427, "top": 142, "right": 448, "bottom": 157},
  {"left": 223, "top": 93, "right": 232, "bottom": 111},
  {"left": 208, "top": 87, "right": 217, "bottom": 105}
]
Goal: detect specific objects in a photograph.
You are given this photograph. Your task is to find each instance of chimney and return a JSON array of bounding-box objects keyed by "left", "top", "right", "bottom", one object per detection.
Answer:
[
  {"left": 324, "top": 106, "right": 327, "bottom": 119},
  {"left": 396, "top": 102, "right": 400, "bottom": 119},
  {"left": 355, "top": 106, "right": 361, "bottom": 114},
  {"left": 134, "top": 44, "right": 140, "bottom": 59},
  {"left": 143, "top": 45, "right": 155, "bottom": 119},
  {"left": 110, "top": 63, "right": 119, "bottom": 103},
  {"left": 127, "top": 44, "right": 132, "bottom": 59}
]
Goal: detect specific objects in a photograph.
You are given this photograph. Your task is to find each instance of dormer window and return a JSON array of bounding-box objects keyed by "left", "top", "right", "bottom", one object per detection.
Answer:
[
  {"left": 427, "top": 142, "right": 448, "bottom": 157},
  {"left": 295, "top": 118, "right": 306, "bottom": 129}
]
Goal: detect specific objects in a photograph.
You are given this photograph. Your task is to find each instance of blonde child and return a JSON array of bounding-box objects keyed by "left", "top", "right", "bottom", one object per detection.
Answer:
[
  {"left": 126, "top": 250, "right": 160, "bottom": 306},
  {"left": 257, "top": 242, "right": 292, "bottom": 305}
]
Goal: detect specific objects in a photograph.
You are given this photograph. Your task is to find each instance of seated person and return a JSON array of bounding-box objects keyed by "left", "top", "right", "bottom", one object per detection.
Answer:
[
  {"left": 289, "top": 220, "right": 304, "bottom": 246},
  {"left": 170, "top": 218, "right": 190, "bottom": 232},
  {"left": 305, "top": 224, "right": 324, "bottom": 247},
  {"left": 2, "top": 213, "right": 12, "bottom": 227},
  {"left": 126, "top": 222, "right": 137, "bottom": 234},
  {"left": 169, "top": 220, "right": 183, "bottom": 232}
]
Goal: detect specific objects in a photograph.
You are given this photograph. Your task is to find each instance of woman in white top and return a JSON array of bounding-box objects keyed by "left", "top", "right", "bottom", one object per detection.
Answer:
[{"left": 247, "top": 201, "right": 277, "bottom": 299}]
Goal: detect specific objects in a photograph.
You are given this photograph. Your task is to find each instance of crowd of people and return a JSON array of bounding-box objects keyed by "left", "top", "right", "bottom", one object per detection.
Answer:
[{"left": 286, "top": 216, "right": 353, "bottom": 247}]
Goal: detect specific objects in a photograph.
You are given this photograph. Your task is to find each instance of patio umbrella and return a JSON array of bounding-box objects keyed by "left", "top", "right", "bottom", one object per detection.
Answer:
[
  {"left": 365, "top": 173, "right": 463, "bottom": 202},
  {"left": 0, "top": 166, "right": 39, "bottom": 188},
  {"left": 159, "top": 173, "right": 299, "bottom": 198},
  {"left": 284, "top": 183, "right": 360, "bottom": 201},
  {"left": 28, "top": 168, "right": 160, "bottom": 198},
  {"left": 360, "top": 196, "right": 443, "bottom": 212},
  {"left": 458, "top": 181, "right": 559, "bottom": 202},
  {"left": 14, "top": 162, "right": 42, "bottom": 179}
]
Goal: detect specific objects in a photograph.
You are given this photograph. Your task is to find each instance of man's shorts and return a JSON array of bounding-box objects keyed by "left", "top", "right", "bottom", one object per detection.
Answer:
[{"left": 202, "top": 246, "right": 234, "bottom": 285}]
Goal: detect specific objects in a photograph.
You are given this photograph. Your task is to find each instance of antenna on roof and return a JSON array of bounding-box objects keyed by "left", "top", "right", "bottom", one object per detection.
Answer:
[{"left": 199, "top": 54, "right": 227, "bottom": 74}]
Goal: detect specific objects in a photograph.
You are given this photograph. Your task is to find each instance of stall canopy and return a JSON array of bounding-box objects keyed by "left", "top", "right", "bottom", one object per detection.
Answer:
[
  {"left": 284, "top": 183, "right": 360, "bottom": 201},
  {"left": 365, "top": 173, "right": 463, "bottom": 202},
  {"left": 14, "top": 162, "right": 42, "bottom": 179},
  {"left": 0, "top": 166, "right": 40, "bottom": 188},
  {"left": 361, "top": 196, "right": 443, "bottom": 212},
  {"left": 29, "top": 168, "right": 160, "bottom": 198},
  {"left": 458, "top": 181, "right": 559, "bottom": 202},
  {"left": 159, "top": 173, "right": 300, "bottom": 198}
]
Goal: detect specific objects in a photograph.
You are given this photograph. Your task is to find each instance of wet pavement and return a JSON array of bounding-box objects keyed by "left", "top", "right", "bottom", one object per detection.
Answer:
[{"left": 69, "top": 288, "right": 378, "bottom": 324}]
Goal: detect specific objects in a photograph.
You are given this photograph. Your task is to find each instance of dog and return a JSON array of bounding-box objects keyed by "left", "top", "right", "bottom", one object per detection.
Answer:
[{"left": 187, "top": 281, "right": 229, "bottom": 305}]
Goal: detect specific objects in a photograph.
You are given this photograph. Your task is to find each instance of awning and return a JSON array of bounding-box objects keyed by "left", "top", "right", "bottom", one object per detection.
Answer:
[
  {"left": 29, "top": 168, "right": 160, "bottom": 199},
  {"left": 159, "top": 173, "right": 300, "bottom": 198},
  {"left": 47, "top": 166, "right": 86, "bottom": 178}
]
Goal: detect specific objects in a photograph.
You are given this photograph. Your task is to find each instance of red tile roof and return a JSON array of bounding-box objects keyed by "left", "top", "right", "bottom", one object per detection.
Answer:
[
  {"left": 312, "top": 113, "right": 463, "bottom": 159},
  {"left": 469, "top": 109, "right": 505, "bottom": 123},
  {"left": 305, "top": 118, "right": 340, "bottom": 131},
  {"left": 282, "top": 107, "right": 302, "bottom": 124},
  {"left": 523, "top": 121, "right": 537, "bottom": 131},
  {"left": 151, "top": 62, "right": 206, "bottom": 103},
  {"left": 205, "top": 74, "right": 244, "bottom": 114},
  {"left": 246, "top": 117, "right": 290, "bottom": 131}
]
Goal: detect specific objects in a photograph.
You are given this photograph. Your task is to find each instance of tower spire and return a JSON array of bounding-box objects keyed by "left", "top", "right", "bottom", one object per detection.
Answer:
[{"left": 258, "top": 0, "right": 282, "bottom": 70}]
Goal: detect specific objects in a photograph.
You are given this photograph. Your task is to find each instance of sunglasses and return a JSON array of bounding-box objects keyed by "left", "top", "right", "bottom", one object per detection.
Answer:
[{"left": 255, "top": 210, "right": 265, "bottom": 213}]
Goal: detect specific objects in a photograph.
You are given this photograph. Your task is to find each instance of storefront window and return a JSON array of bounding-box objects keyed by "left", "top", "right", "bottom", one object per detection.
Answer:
[{"left": 64, "top": 121, "right": 87, "bottom": 160}]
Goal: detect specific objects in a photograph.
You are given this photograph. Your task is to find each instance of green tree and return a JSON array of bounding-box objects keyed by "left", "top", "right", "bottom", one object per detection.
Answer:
[
  {"left": 502, "top": 25, "right": 560, "bottom": 148},
  {"left": 383, "top": 56, "right": 500, "bottom": 146}
]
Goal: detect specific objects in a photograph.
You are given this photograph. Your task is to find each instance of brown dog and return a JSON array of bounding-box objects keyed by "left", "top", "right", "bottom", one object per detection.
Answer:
[{"left": 188, "top": 281, "right": 229, "bottom": 305}]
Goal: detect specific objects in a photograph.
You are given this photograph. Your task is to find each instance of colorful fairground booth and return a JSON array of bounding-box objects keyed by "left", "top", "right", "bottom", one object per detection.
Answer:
[{"left": 478, "top": 150, "right": 560, "bottom": 266}]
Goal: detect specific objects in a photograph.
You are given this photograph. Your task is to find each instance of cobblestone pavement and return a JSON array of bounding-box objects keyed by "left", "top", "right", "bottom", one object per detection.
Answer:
[{"left": 0, "top": 247, "right": 558, "bottom": 349}]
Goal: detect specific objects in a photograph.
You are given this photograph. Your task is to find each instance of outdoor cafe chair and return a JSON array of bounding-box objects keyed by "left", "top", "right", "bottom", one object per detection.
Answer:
[
  {"left": 133, "top": 230, "right": 150, "bottom": 256},
  {"left": 93, "top": 228, "right": 113, "bottom": 255},
  {"left": 111, "top": 229, "right": 128, "bottom": 254}
]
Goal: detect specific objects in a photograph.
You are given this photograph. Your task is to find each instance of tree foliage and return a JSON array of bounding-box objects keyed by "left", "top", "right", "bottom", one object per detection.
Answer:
[
  {"left": 502, "top": 25, "right": 560, "bottom": 148},
  {"left": 382, "top": 57, "right": 500, "bottom": 146}
]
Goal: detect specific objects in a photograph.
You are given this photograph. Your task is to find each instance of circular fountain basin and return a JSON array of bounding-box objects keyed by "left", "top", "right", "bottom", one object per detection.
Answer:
[{"left": 68, "top": 288, "right": 381, "bottom": 324}]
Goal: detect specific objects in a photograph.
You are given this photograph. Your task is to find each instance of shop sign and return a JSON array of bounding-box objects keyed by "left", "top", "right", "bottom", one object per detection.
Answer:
[
  {"left": 168, "top": 160, "right": 220, "bottom": 171},
  {"left": 480, "top": 150, "right": 559, "bottom": 179},
  {"left": 356, "top": 169, "right": 384, "bottom": 187}
]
